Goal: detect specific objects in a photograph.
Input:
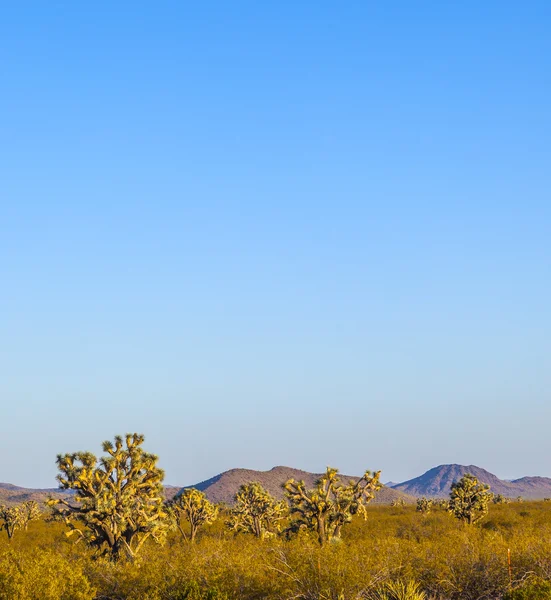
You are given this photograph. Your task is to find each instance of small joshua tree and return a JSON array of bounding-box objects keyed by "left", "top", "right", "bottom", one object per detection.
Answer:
[
  {"left": 416, "top": 497, "right": 433, "bottom": 515},
  {"left": 493, "top": 494, "right": 511, "bottom": 505},
  {"left": 228, "top": 482, "right": 286, "bottom": 539},
  {"left": 19, "top": 500, "right": 41, "bottom": 530},
  {"left": 284, "top": 466, "right": 381, "bottom": 546},
  {"left": 169, "top": 488, "right": 218, "bottom": 542},
  {"left": 448, "top": 473, "right": 493, "bottom": 525},
  {"left": 0, "top": 501, "right": 40, "bottom": 540},
  {"left": 0, "top": 505, "right": 22, "bottom": 540},
  {"left": 48, "top": 433, "right": 170, "bottom": 560}
]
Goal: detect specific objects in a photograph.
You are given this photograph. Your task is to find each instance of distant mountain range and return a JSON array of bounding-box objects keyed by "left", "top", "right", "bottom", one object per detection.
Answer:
[
  {"left": 0, "top": 482, "right": 71, "bottom": 506},
  {"left": 0, "top": 467, "right": 413, "bottom": 507},
  {"left": 182, "top": 466, "right": 413, "bottom": 505},
  {"left": 0, "top": 482, "right": 181, "bottom": 507},
  {"left": 391, "top": 464, "right": 551, "bottom": 499},
  {"left": 2, "top": 463, "right": 551, "bottom": 507}
]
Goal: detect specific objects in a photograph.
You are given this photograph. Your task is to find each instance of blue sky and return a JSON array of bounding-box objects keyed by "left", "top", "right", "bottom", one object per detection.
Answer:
[{"left": 1, "top": 2, "right": 550, "bottom": 488}]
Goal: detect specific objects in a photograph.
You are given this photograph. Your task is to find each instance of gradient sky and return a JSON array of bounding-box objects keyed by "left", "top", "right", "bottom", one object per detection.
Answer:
[{"left": 1, "top": 2, "right": 550, "bottom": 488}]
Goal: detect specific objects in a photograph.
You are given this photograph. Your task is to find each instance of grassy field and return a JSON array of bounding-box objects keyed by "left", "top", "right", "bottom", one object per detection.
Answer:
[{"left": 1, "top": 501, "right": 551, "bottom": 599}]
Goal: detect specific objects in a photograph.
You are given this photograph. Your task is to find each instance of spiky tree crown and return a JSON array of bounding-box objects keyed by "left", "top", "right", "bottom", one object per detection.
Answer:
[
  {"left": 283, "top": 466, "right": 381, "bottom": 545},
  {"left": 448, "top": 473, "right": 493, "bottom": 525},
  {"left": 49, "top": 433, "right": 169, "bottom": 559},
  {"left": 228, "top": 482, "right": 286, "bottom": 539},
  {"left": 169, "top": 488, "right": 218, "bottom": 542},
  {"left": 416, "top": 497, "right": 433, "bottom": 514},
  {"left": 0, "top": 501, "right": 40, "bottom": 539}
]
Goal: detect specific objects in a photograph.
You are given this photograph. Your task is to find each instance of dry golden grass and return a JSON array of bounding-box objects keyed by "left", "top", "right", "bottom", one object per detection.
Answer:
[{"left": 1, "top": 502, "right": 551, "bottom": 599}]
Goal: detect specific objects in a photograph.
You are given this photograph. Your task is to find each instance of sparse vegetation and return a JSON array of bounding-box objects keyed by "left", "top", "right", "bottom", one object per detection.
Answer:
[{"left": 4, "top": 497, "right": 551, "bottom": 599}]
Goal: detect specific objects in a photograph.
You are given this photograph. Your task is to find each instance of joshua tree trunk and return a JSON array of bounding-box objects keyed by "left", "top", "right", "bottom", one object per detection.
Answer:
[{"left": 316, "top": 517, "right": 327, "bottom": 546}]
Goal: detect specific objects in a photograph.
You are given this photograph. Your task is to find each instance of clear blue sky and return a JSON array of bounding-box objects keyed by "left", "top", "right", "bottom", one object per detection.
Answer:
[{"left": 1, "top": 2, "right": 550, "bottom": 488}]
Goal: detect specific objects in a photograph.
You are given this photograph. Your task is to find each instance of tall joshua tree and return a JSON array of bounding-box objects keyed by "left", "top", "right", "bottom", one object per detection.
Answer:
[
  {"left": 228, "top": 482, "right": 287, "bottom": 539},
  {"left": 448, "top": 473, "right": 493, "bottom": 525},
  {"left": 284, "top": 467, "right": 381, "bottom": 546},
  {"left": 48, "top": 433, "right": 169, "bottom": 560},
  {"left": 169, "top": 488, "right": 218, "bottom": 543}
]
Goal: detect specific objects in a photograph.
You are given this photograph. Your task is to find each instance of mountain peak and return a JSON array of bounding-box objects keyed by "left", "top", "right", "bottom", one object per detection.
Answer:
[
  {"left": 392, "top": 464, "right": 551, "bottom": 498},
  {"left": 181, "top": 466, "right": 413, "bottom": 505}
]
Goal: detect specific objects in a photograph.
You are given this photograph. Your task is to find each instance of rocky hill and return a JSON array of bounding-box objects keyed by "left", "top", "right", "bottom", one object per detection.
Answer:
[
  {"left": 391, "top": 464, "right": 551, "bottom": 499},
  {"left": 182, "top": 466, "right": 414, "bottom": 505}
]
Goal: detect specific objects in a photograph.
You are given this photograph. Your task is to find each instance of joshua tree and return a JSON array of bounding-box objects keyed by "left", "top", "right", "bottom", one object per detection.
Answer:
[
  {"left": 435, "top": 499, "right": 449, "bottom": 510},
  {"left": 169, "top": 488, "right": 218, "bottom": 542},
  {"left": 283, "top": 467, "right": 381, "bottom": 546},
  {"left": 19, "top": 500, "right": 41, "bottom": 530},
  {"left": 0, "top": 505, "right": 22, "bottom": 540},
  {"left": 48, "top": 433, "right": 170, "bottom": 560},
  {"left": 0, "top": 501, "right": 40, "bottom": 540},
  {"left": 228, "top": 482, "right": 286, "bottom": 539},
  {"left": 448, "top": 473, "right": 493, "bottom": 525},
  {"left": 416, "top": 497, "right": 433, "bottom": 514},
  {"left": 493, "top": 494, "right": 511, "bottom": 505}
]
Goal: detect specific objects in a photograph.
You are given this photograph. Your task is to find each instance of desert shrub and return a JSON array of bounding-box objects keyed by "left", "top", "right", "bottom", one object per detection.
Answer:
[
  {"left": 0, "top": 549, "right": 94, "bottom": 600},
  {"left": 2, "top": 500, "right": 551, "bottom": 599},
  {"left": 373, "top": 580, "right": 426, "bottom": 600},
  {"left": 85, "top": 535, "right": 281, "bottom": 600},
  {"left": 504, "top": 580, "right": 551, "bottom": 600}
]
